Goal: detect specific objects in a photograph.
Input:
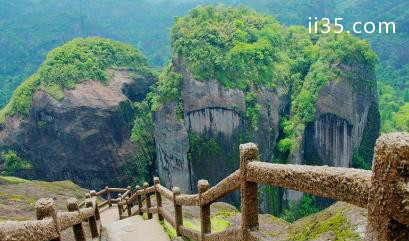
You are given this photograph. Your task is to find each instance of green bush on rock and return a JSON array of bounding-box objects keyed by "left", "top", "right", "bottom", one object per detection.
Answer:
[
  {"left": 1, "top": 150, "right": 32, "bottom": 176},
  {"left": 0, "top": 37, "right": 150, "bottom": 124},
  {"left": 172, "top": 5, "right": 290, "bottom": 91}
]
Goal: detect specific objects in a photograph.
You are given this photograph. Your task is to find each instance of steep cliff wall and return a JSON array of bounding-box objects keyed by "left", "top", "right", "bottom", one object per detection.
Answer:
[
  {"left": 154, "top": 56, "right": 284, "bottom": 206},
  {"left": 152, "top": 6, "right": 379, "bottom": 214},
  {"left": 0, "top": 68, "right": 155, "bottom": 189},
  {"left": 303, "top": 64, "right": 377, "bottom": 166}
]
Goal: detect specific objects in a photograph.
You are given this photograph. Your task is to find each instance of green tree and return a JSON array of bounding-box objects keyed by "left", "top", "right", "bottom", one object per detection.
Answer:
[{"left": 1, "top": 150, "right": 32, "bottom": 175}]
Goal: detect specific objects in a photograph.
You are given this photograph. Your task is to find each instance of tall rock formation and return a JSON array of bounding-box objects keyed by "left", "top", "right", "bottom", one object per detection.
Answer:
[
  {"left": 154, "top": 57, "right": 284, "bottom": 205},
  {"left": 0, "top": 68, "right": 155, "bottom": 189},
  {"left": 152, "top": 6, "right": 380, "bottom": 212}
]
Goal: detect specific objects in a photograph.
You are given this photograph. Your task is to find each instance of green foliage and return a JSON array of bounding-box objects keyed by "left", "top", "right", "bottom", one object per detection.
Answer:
[
  {"left": 277, "top": 138, "right": 293, "bottom": 153},
  {"left": 289, "top": 212, "right": 361, "bottom": 241},
  {"left": 395, "top": 103, "right": 409, "bottom": 132},
  {"left": 172, "top": 5, "right": 289, "bottom": 91},
  {"left": 0, "top": 176, "right": 30, "bottom": 184},
  {"left": 1, "top": 151, "right": 32, "bottom": 176},
  {"left": 188, "top": 133, "right": 221, "bottom": 163},
  {"left": 127, "top": 100, "right": 156, "bottom": 186},
  {"left": 39, "top": 37, "right": 147, "bottom": 90},
  {"left": 378, "top": 82, "right": 409, "bottom": 133},
  {"left": 149, "top": 63, "right": 184, "bottom": 118},
  {"left": 245, "top": 92, "right": 261, "bottom": 130},
  {"left": 280, "top": 27, "right": 377, "bottom": 154},
  {"left": 281, "top": 194, "right": 320, "bottom": 223},
  {"left": 352, "top": 152, "right": 371, "bottom": 170},
  {"left": 0, "top": 37, "right": 149, "bottom": 123}
]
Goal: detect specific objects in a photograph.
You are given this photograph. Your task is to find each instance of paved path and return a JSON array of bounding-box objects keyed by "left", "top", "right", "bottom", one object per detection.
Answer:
[{"left": 99, "top": 207, "right": 170, "bottom": 241}]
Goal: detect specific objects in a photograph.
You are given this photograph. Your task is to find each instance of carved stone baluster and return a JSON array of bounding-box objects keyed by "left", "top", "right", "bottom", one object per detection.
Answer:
[
  {"left": 198, "top": 179, "right": 211, "bottom": 239},
  {"left": 154, "top": 177, "right": 164, "bottom": 221},
  {"left": 240, "top": 143, "right": 259, "bottom": 240},
  {"left": 67, "top": 198, "right": 86, "bottom": 241},
  {"left": 173, "top": 187, "right": 183, "bottom": 237},
  {"left": 366, "top": 133, "right": 409, "bottom": 241},
  {"left": 86, "top": 194, "right": 99, "bottom": 238},
  {"left": 144, "top": 182, "right": 153, "bottom": 219},
  {"left": 36, "top": 198, "right": 61, "bottom": 241}
]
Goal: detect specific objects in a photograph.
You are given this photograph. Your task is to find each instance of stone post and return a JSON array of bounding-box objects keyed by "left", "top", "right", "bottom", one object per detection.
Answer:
[
  {"left": 85, "top": 197, "right": 99, "bottom": 238},
  {"left": 366, "top": 133, "right": 409, "bottom": 241},
  {"left": 127, "top": 186, "right": 133, "bottom": 206},
  {"left": 117, "top": 194, "right": 123, "bottom": 219},
  {"left": 90, "top": 190, "right": 100, "bottom": 221},
  {"left": 198, "top": 179, "right": 211, "bottom": 239},
  {"left": 240, "top": 143, "right": 259, "bottom": 239},
  {"left": 136, "top": 185, "right": 143, "bottom": 216},
  {"left": 144, "top": 182, "right": 153, "bottom": 219},
  {"left": 154, "top": 177, "right": 164, "bottom": 221},
  {"left": 67, "top": 198, "right": 86, "bottom": 241},
  {"left": 36, "top": 198, "right": 61, "bottom": 241},
  {"left": 125, "top": 197, "right": 132, "bottom": 216},
  {"left": 173, "top": 187, "right": 183, "bottom": 236},
  {"left": 106, "top": 186, "right": 112, "bottom": 207}
]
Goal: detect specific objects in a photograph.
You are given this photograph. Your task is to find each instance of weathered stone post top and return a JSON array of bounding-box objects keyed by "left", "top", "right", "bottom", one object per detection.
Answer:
[
  {"left": 66, "top": 198, "right": 79, "bottom": 211},
  {"left": 367, "top": 132, "right": 409, "bottom": 241},
  {"left": 198, "top": 179, "right": 210, "bottom": 193},
  {"left": 239, "top": 143, "right": 259, "bottom": 163},
  {"left": 35, "top": 198, "right": 57, "bottom": 220}
]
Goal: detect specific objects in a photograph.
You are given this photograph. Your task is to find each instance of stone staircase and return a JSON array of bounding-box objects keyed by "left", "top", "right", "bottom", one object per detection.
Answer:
[{"left": 100, "top": 207, "right": 170, "bottom": 241}]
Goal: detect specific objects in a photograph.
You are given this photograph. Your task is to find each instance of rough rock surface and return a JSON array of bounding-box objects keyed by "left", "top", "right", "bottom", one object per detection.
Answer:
[
  {"left": 304, "top": 64, "right": 379, "bottom": 168},
  {"left": 155, "top": 58, "right": 284, "bottom": 205},
  {"left": 155, "top": 58, "right": 379, "bottom": 212},
  {"left": 0, "top": 68, "right": 156, "bottom": 189},
  {"left": 289, "top": 63, "right": 379, "bottom": 204}
]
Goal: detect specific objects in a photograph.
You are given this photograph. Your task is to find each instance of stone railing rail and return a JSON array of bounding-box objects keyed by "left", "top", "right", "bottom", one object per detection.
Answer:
[
  {"left": 0, "top": 133, "right": 408, "bottom": 241},
  {"left": 0, "top": 186, "right": 130, "bottom": 241},
  {"left": 117, "top": 133, "right": 409, "bottom": 241}
]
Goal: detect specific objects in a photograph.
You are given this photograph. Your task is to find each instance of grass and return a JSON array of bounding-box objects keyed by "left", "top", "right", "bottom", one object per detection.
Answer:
[
  {"left": 0, "top": 176, "right": 88, "bottom": 221},
  {"left": 288, "top": 211, "right": 361, "bottom": 241},
  {"left": 0, "top": 176, "right": 31, "bottom": 184},
  {"left": 161, "top": 220, "right": 177, "bottom": 239}
]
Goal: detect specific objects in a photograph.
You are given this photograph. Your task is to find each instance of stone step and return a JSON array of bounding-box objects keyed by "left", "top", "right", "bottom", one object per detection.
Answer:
[{"left": 106, "top": 216, "right": 170, "bottom": 241}]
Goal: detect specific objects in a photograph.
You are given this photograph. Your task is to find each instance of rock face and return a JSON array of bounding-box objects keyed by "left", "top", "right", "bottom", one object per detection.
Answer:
[
  {"left": 304, "top": 64, "right": 379, "bottom": 168},
  {"left": 154, "top": 58, "right": 284, "bottom": 205},
  {"left": 0, "top": 68, "right": 155, "bottom": 189},
  {"left": 155, "top": 59, "right": 379, "bottom": 212},
  {"left": 287, "top": 63, "right": 380, "bottom": 205}
]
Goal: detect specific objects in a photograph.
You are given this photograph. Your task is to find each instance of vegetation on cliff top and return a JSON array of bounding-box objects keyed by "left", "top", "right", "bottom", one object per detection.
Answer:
[
  {"left": 172, "top": 5, "right": 289, "bottom": 90},
  {"left": 0, "top": 37, "right": 150, "bottom": 124},
  {"left": 169, "top": 5, "right": 377, "bottom": 148},
  {"left": 278, "top": 23, "right": 377, "bottom": 153}
]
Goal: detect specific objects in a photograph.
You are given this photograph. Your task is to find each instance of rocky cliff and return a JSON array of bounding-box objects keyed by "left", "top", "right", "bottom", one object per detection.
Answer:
[
  {"left": 152, "top": 6, "right": 380, "bottom": 213},
  {"left": 154, "top": 57, "right": 285, "bottom": 205},
  {"left": 0, "top": 68, "right": 155, "bottom": 189}
]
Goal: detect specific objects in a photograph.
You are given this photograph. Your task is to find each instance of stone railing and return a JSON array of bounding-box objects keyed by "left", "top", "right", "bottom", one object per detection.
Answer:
[
  {"left": 0, "top": 186, "right": 129, "bottom": 241},
  {"left": 0, "top": 133, "right": 408, "bottom": 241},
  {"left": 118, "top": 133, "right": 409, "bottom": 241}
]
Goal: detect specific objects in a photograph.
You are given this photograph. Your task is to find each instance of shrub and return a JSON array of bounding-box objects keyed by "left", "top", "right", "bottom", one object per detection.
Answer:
[{"left": 1, "top": 150, "right": 32, "bottom": 175}]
